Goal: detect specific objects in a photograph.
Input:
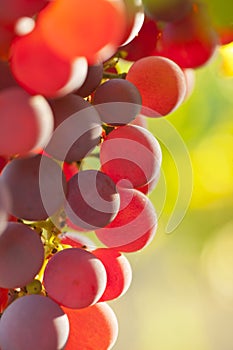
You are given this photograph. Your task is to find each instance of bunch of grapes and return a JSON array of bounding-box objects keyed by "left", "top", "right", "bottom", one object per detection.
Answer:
[{"left": 0, "top": 0, "right": 230, "bottom": 349}]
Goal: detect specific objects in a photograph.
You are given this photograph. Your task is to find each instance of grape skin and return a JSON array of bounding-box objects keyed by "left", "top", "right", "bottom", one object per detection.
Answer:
[
  {"left": 0, "top": 294, "right": 69, "bottom": 350},
  {"left": 0, "top": 222, "right": 44, "bottom": 289},
  {"left": 43, "top": 248, "right": 107, "bottom": 309}
]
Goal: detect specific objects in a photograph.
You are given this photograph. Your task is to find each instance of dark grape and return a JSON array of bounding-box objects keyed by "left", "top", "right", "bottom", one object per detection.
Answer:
[
  {"left": 93, "top": 79, "right": 142, "bottom": 125},
  {"left": 65, "top": 170, "right": 120, "bottom": 231},
  {"left": 0, "top": 294, "right": 69, "bottom": 350},
  {"left": 2, "top": 154, "right": 67, "bottom": 221},
  {"left": 74, "top": 63, "right": 103, "bottom": 98},
  {"left": 142, "top": 0, "right": 192, "bottom": 22},
  {"left": 0, "top": 222, "right": 44, "bottom": 288},
  {"left": 46, "top": 96, "right": 102, "bottom": 163}
]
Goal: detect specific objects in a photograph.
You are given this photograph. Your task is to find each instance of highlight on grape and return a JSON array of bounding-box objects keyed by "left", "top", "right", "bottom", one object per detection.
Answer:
[{"left": 0, "top": 0, "right": 229, "bottom": 349}]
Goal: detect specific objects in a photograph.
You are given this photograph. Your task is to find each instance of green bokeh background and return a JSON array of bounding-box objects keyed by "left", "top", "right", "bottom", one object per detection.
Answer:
[{"left": 110, "top": 48, "right": 233, "bottom": 349}]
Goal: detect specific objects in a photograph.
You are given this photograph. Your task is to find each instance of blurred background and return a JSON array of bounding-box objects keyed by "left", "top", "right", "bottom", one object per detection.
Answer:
[{"left": 110, "top": 42, "right": 233, "bottom": 349}]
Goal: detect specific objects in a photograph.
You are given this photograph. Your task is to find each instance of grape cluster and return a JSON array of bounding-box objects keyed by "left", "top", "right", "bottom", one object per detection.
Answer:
[{"left": 0, "top": 0, "right": 229, "bottom": 349}]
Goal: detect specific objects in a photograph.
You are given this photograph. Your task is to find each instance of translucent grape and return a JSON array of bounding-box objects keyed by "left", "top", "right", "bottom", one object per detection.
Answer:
[
  {"left": 0, "top": 87, "right": 54, "bottom": 157},
  {"left": 121, "top": 16, "right": 160, "bottom": 61},
  {"left": 0, "top": 294, "right": 69, "bottom": 350},
  {"left": 93, "top": 80, "right": 142, "bottom": 126},
  {"left": 43, "top": 248, "right": 107, "bottom": 309},
  {"left": 130, "top": 114, "right": 148, "bottom": 129},
  {"left": 65, "top": 170, "right": 120, "bottom": 231},
  {"left": 155, "top": 3, "right": 219, "bottom": 68},
  {"left": 93, "top": 248, "right": 132, "bottom": 302},
  {"left": 126, "top": 56, "right": 187, "bottom": 117},
  {"left": 0, "top": 222, "right": 44, "bottom": 288},
  {"left": 95, "top": 187, "right": 157, "bottom": 252},
  {"left": 100, "top": 124, "right": 162, "bottom": 188},
  {"left": 2, "top": 154, "right": 67, "bottom": 221},
  {"left": 46, "top": 95, "right": 102, "bottom": 163},
  {"left": 36, "top": 0, "right": 127, "bottom": 63},
  {"left": 10, "top": 27, "right": 88, "bottom": 97},
  {"left": 63, "top": 303, "right": 118, "bottom": 350},
  {"left": 74, "top": 63, "right": 103, "bottom": 98}
]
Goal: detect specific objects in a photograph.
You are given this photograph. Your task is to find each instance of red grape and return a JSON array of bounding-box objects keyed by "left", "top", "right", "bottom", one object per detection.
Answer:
[
  {"left": 0, "top": 222, "right": 44, "bottom": 288},
  {"left": 43, "top": 248, "right": 107, "bottom": 309},
  {"left": 93, "top": 248, "right": 132, "bottom": 302},
  {"left": 95, "top": 187, "right": 157, "bottom": 252},
  {"left": 0, "top": 287, "right": 8, "bottom": 312},
  {"left": 154, "top": 2, "right": 219, "bottom": 68},
  {"left": 0, "top": 178, "right": 10, "bottom": 235},
  {"left": 121, "top": 16, "right": 161, "bottom": 61},
  {"left": 63, "top": 302, "right": 118, "bottom": 350},
  {"left": 0, "top": 294, "right": 70, "bottom": 350},
  {"left": 36, "top": 0, "right": 127, "bottom": 63},
  {"left": 126, "top": 55, "right": 187, "bottom": 117},
  {"left": 0, "top": 61, "right": 17, "bottom": 91},
  {"left": 10, "top": 27, "right": 88, "bottom": 97},
  {"left": 100, "top": 124, "right": 162, "bottom": 188},
  {"left": 0, "top": 24, "right": 15, "bottom": 60}
]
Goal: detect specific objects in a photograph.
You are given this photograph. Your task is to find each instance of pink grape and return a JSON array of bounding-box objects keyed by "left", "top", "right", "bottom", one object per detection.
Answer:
[
  {"left": 36, "top": 0, "right": 127, "bottom": 63},
  {"left": 95, "top": 187, "right": 157, "bottom": 252},
  {"left": 65, "top": 170, "right": 120, "bottom": 231},
  {"left": 0, "top": 294, "right": 69, "bottom": 350},
  {"left": 126, "top": 55, "right": 187, "bottom": 116},
  {"left": 100, "top": 124, "right": 162, "bottom": 188},
  {"left": 43, "top": 247, "right": 107, "bottom": 309},
  {"left": 93, "top": 248, "right": 132, "bottom": 302},
  {"left": 59, "top": 231, "right": 97, "bottom": 250},
  {"left": 0, "top": 222, "right": 44, "bottom": 288},
  {"left": 93, "top": 79, "right": 142, "bottom": 126},
  {"left": 1, "top": 154, "right": 67, "bottom": 221},
  {"left": 0, "top": 87, "right": 53, "bottom": 157},
  {"left": 63, "top": 302, "right": 118, "bottom": 350},
  {"left": 10, "top": 27, "right": 88, "bottom": 97}
]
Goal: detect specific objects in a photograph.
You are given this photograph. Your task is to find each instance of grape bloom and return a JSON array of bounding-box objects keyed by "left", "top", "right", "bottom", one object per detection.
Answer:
[{"left": 0, "top": 0, "right": 225, "bottom": 349}]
